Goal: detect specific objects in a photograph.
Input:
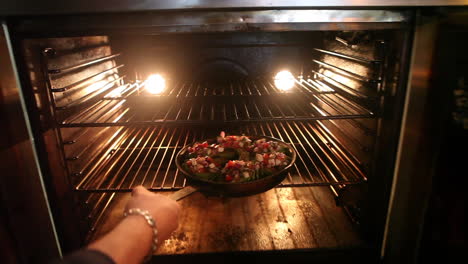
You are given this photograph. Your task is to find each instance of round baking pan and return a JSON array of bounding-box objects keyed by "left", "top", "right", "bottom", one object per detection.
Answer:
[{"left": 175, "top": 135, "right": 297, "bottom": 197}]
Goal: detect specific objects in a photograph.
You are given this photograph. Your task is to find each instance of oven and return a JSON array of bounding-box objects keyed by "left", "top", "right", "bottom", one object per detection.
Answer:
[{"left": 1, "top": 2, "right": 466, "bottom": 264}]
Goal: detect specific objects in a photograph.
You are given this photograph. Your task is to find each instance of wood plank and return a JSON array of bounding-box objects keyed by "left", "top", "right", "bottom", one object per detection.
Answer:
[
  {"left": 268, "top": 187, "right": 318, "bottom": 249},
  {"left": 157, "top": 191, "right": 196, "bottom": 254},
  {"left": 289, "top": 187, "right": 339, "bottom": 248},
  {"left": 304, "top": 186, "right": 364, "bottom": 247},
  {"left": 90, "top": 186, "right": 364, "bottom": 255}
]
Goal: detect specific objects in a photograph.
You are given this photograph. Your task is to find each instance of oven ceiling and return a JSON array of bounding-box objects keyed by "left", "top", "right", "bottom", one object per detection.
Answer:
[{"left": 0, "top": 0, "right": 467, "bottom": 16}]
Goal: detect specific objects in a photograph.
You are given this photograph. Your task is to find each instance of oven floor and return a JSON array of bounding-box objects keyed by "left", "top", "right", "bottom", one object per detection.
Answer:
[{"left": 90, "top": 186, "right": 365, "bottom": 257}]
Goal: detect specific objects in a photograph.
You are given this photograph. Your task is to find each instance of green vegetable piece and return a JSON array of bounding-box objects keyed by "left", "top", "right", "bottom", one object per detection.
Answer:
[
  {"left": 187, "top": 153, "right": 197, "bottom": 159},
  {"left": 215, "top": 148, "right": 238, "bottom": 160},
  {"left": 195, "top": 172, "right": 218, "bottom": 181},
  {"left": 237, "top": 149, "right": 251, "bottom": 161}
]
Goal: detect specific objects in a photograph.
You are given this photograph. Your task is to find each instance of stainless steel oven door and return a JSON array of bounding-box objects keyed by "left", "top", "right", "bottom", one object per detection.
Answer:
[{"left": 0, "top": 21, "right": 62, "bottom": 263}]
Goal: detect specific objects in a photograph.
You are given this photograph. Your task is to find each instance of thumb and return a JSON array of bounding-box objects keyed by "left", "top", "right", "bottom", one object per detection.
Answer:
[{"left": 131, "top": 185, "right": 149, "bottom": 196}]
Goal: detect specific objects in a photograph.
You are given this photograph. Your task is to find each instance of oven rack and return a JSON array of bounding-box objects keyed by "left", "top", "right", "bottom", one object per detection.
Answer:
[
  {"left": 67, "top": 120, "right": 368, "bottom": 192},
  {"left": 58, "top": 79, "right": 376, "bottom": 127}
]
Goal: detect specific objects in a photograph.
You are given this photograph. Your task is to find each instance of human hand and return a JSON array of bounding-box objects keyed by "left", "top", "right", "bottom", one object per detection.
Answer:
[{"left": 125, "top": 186, "right": 181, "bottom": 243}]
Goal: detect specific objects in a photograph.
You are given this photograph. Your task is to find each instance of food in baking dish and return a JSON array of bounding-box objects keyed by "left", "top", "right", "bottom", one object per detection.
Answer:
[{"left": 182, "top": 132, "right": 293, "bottom": 183}]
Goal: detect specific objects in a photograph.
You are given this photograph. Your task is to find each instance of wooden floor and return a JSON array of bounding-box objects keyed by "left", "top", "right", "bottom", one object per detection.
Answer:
[{"left": 91, "top": 186, "right": 364, "bottom": 255}]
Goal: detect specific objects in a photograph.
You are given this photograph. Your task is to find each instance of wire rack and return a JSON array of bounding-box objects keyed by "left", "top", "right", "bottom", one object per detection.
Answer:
[
  {"left": 39, "top": 42, "right": 380, "bottom": 194},
  {"left": 58, "top": 79, "right": 375, "bottom": 127},
  {"left": 69, "top": 120, "right": 368, "bottom": 192}
]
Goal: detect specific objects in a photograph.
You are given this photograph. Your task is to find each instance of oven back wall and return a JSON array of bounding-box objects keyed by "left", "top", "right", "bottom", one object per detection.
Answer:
[{"left": 112, "top": 32, "right": 320, "bottom": 82}]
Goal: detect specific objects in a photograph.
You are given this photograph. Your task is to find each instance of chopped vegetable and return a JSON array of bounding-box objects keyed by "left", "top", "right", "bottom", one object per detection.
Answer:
[{"left": 183, "top": 132, "right": 292, "bottom": 183}]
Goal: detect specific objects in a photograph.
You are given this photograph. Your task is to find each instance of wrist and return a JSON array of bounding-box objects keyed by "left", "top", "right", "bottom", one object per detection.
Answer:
[
  {"left": 122, "top": 214, "right": 154, "bottom": 234},
  {"left": 123, "top": 208, "right": 159, "bottom": 261}
]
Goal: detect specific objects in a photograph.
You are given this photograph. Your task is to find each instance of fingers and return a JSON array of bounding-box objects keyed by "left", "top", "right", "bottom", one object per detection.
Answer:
[{"left": 131, "top": 185, "right": 148, "bottom": 196}]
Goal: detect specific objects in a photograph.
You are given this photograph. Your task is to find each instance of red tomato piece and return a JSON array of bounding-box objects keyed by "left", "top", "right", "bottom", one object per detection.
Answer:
[{"left": 227, "top": 160, "right": 235, "bottom": 168}]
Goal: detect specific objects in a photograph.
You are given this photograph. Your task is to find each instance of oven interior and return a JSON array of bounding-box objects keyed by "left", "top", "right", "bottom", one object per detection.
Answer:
[{"left": 16, "top": 22, "right": 409, "bottom": 260}]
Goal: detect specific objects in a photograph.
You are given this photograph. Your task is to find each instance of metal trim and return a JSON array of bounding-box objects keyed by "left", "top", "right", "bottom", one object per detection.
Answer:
[
  {"left": 12, "top": 10, "right": 411, "bottom": 36},
  {"left": 380, "top": 10, "right": 443, "bottom": 263},
  {"left": 0, "top": 0, "right": 468, "bottom": 16}
]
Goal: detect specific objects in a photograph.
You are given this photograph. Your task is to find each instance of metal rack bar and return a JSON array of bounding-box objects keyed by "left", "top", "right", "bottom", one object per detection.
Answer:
[
  {"left": 56, "top": 76, "right": 125, "bottom": 110},
  {"left": 313, "top": 48, "right": 381, "bottom": 65},
  {"left": 107, "top": 128, "right": 153, "bottom": 189},
  {"left": 83, "top": 128, "right": 140, "bottom": 189},
  {"left": 72, "top": 120, "right": 368, "bottom": 192},
  {"left": 51, "top": 64, "right": 124, "bottom": 92},
  {"left": 60, "top": 115, "right": 375, "bottom": 128},
  {"left": 66, "top": 127, "right": 112, "bottom": 160},
  {"left": 325, "top": 93, "right": 373, "bottom": 115},
  {"left": 74, "top": 127, "right": 128, "bottom": 189},
  {"left": 140, "top": 127, "right": 171, "bottom": 186},
  {"left": 287, "top": 122, "right": 331, "bottom": 183},
  {"left": 170, "top": 130, "right": 192, "bottom": 189},
  {"left": 104, "top": 81, "right": 141, "bottom": 99},
  {"left": 89, "top": 193, "right": 116, "bottom": 232},
  {"left": 307, "top": 79, "right": 334, "bottom": 92},
  {"left": 313, "top": 122, "right": 367, "bottom": 181},
  {"left": 59, "top": 79, "right": 377, "bottom": 126},
  {"left": 321, "top": 120, "right": 367, "bottom": 154},
  {"left": 61, "top": 83, "right": 141, "bottom": 125},
  {"left": 159, "top": 129, "right": 185, "bottom": 189},
  {"left": 255, "top": 80, "right": 270, "bottom": 95},
  {"left": 266, "top": 122, "right": 301, "bottom": 184},
  {"left": 305, "top": 122, "right": 364, "bottom": 181},
  {"left": 308, "top": 94, "right": 375, "bottom": 135},
  {"left": 295, "top": 121, "right": 344, "bottom": 182},
  {"left": 312, "top": 70, "right": 369, "bottom": 99},
  {"left": 312, "top": 59, "right": 379, "bottom": 83},
  {"left": 276, "top": 122, "right": 314, "bottom": 185},
  {"left": 86, "top": 192, "right": 110, "bottom": 220},
  {"left": 97, "top": 128, "right": 146, "bottom": 189},
  {"left": 295, "top": 79, "right": 322, "bottom": 93},
  {"left": 91, "top": 100, "right": 128, "bottom": 124},
  {"left": 48, "top": 53, "right": 121, "bottom": 74},
  {"left": 244, "top": 81, "right": 253, "bottom": 95},
  {"left": 127, "top": 126, "right": 164, "bottom": 188},
  {"left": 164, "top": 81, "right": 176, "bottom": 96},
  {"left": 312, "top": 94, "right": 362, "bottom": 116},
  {"left": 63, "top": 100, "right": 115, "bottom": 124},
  {"left": 150, "top": 128, "right": 178, "bottom": 188}
]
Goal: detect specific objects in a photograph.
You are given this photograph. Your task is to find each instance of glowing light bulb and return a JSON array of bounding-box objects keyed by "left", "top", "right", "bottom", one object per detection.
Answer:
[
  {"left": 274, "top": 70, "right": 295, "bottom": 91},
  {"left": 145, "top": 74, "right": 166, "bottom": 94}
]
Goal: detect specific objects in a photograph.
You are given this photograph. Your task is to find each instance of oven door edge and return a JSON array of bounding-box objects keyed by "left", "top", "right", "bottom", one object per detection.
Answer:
[
  {"left": 380, "top": 9, "right": 448, "bottom": 264},
  {"left": 0, "top": 21, "right": 62, "bottom": 262}
]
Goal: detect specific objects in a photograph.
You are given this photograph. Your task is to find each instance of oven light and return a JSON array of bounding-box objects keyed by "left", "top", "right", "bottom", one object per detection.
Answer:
[
  {"left": 145, "top": 74, "right": 166, "bottom": 94},
  {"left": 274, "top": 70, "right": 295, "bottom": 91}
]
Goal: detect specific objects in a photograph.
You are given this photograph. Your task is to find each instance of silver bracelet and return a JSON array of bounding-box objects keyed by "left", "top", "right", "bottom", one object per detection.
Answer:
[{"left": 123, "top": 208, "right": 158, "bottom": 262}]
